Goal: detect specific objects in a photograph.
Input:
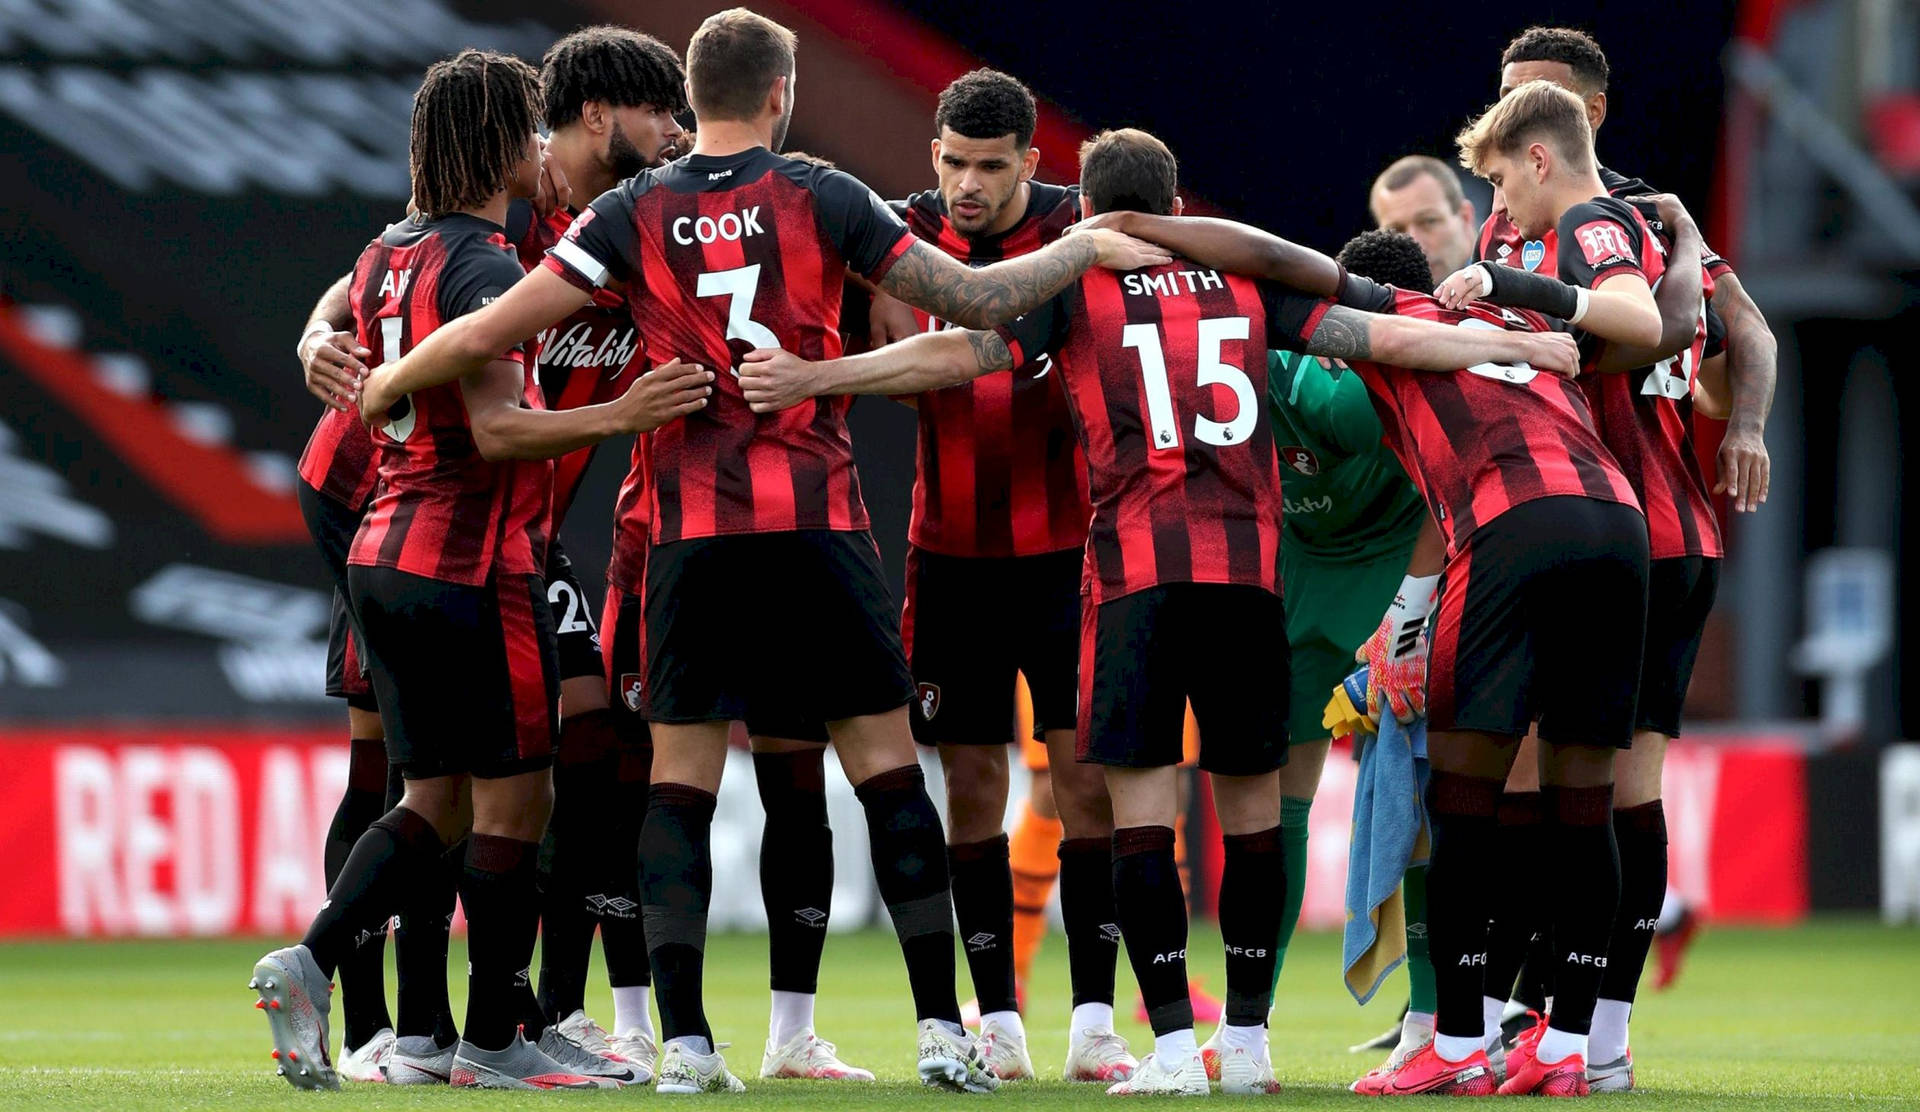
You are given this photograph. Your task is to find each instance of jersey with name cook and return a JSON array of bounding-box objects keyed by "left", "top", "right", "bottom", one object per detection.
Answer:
[
  {"left": 895, "top": 182, "right": 1091, "bottom": 557},
  {"left": 1266, "top": 350, "right": 1424, "bottom": 560},
  {"left": 1340, "top": 279, "right": 1639, "bottom": 559},
  {"left": 508, "top": 202, "right": 645, "bottom": 531},
  {"left": 347, "top": 213, "right": 552, "bottom": 586},
  {"left": 996, "top": 260, "right": 1328, "bottom": 605},
  {"left": 545, "top": 147, "right": 916, "bottom": 545},
  {"left": 1540, "top": 198, "right": 1723, "bottom": 559}
]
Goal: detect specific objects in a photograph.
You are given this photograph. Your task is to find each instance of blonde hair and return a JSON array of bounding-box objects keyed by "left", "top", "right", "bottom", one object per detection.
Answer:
[{"left": 1455, "top": 79, "right": 1593, "bottom": 177}]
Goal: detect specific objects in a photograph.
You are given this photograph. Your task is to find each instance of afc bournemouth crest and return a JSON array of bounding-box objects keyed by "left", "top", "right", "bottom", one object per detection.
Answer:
[
  {"left": 1281, "top": 446, "right": 1320, "bottom": 476},
  {"left": 619, "top": 673, "right": 644, "bottom": 713},
  {"left": 916, "top": 683, "right": 941, "bottom": 721},
  {"left": 1521, "top": 240, "right": 1546, "bottom": 271}
]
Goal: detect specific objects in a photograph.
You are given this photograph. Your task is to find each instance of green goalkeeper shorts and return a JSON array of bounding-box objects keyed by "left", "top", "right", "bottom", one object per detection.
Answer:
[{"left": 1282, "top": 544, "right": 1414, "bottom": 743}]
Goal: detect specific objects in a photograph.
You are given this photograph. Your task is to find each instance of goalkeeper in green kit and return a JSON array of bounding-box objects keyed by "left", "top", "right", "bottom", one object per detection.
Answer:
[{"left": 1199, "top": 339, "right": 1446, "bottom": 1078}]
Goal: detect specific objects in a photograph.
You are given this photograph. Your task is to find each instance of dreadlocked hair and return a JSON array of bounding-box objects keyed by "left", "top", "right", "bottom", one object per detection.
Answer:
[
  {"left": 409, "top": 49, "right": 542, "bottom": 218},
  {"left": 542, "top": 25, "right": 687, "bottom": 130}
]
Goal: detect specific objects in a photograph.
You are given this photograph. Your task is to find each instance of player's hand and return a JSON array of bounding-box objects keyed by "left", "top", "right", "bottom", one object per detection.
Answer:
[
  {"left": 1519, "top": 331, "right": 1582, "bottom": 379},
  {"left": 1064, "top": 211, "right": 1133, "bottom": 236},
  {"left": 1084, "top": 228, "right": 1173, "bottom": 271},
  {"left": 300, "top": 325, "right": 369, "bottom": 411},
  {"left": 1355, "top": 575, "right": 1440, "bottom": 725},
  {"left": 1714, "top": 422, "right": 1770, "bottom": 512},
  {"left": 867, "top": 288, "right": 920, "bottom": 350},
  {"left": 1433, "top": 263, "right": 1492, "bottom": 311},
  {"left": 610, "top": 358, "right": 712, "bottom": 433},
  {"left": 358, "top": 365, "right": 403, "bottom": 429},
  {"left": 534, "top": 135, "right": 571, "bottom": 218},
  {"left": 739, "top": 348, "right": 825, "bottom": 413},
  {"left": 1625, "top": 193, "right": 1693, "bottom": 234}
]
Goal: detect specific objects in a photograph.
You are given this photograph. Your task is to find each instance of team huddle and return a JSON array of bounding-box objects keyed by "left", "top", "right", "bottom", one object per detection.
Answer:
[{"left": 256, "top": 7, "right": 1775, "bottom": 1099}]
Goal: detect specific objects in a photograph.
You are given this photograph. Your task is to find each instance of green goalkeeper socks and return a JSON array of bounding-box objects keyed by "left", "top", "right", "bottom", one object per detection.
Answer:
[{"left": 1270, "top": 795, "right": 1313, "bottom": 991}]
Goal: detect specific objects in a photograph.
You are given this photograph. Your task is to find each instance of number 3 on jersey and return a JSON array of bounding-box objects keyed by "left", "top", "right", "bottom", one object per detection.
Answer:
[
  {"left": 698, "top": 264, "right": 780, "bottom": 357},
  {"left": 1122, "top": 316, "right": 1255, "bottom": 450}
]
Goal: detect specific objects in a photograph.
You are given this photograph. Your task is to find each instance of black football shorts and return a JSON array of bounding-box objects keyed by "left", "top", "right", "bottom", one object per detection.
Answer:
[
  {"left": 642, "top": 530, "right": 913, "bottom": 728},
  {"left": 543, "top": 540, "right": 604, "bottom": 684},
  {"left": 349, "top": 565, "right": 559, "bottom": 779},
  {"left": 1636, "top": 556, "right": 1720, "bottom": 738},
  {"left": 1078, "top": 582, "right": 1291, "bottom": 776},
  {"left": 902, "top": 545, "right": 1082, "bottom": 747},
  {"left": 1427, "top": 495, "right": 1650, "bottom": 749},
  {"left": 299, "top": 482, "right": 376, "bottom": 710}
]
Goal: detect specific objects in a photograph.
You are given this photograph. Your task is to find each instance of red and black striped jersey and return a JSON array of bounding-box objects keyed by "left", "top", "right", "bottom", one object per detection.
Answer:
[
  {"left": 894, "top": 181, "right": 1092, "bottom": 557},
  {"left": 1480, "top": 196, "right": 1723, "bottom": 559},
  {"left": 545, "top": 146, "right": 915, "bottom": 545},
  {"left": 1340, "top": 281, "right": 1641, "bottom": 559},
  {"left": 997, "top": 257, "right": 1329, "bottom": 605},
  {"left": 347, "top": 213, "right": 553, "bottom": 586},
  {"left": 508, "top": 202, "right": 647, "bottom": 528},
  {"left": 297, "top": 402, "right": 378, "bottom": 512}
]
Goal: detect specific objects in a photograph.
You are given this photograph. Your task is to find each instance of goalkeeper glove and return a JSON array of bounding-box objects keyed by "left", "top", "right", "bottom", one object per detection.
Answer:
[{"left": 1356, "top": 573, "right": 1440, "bottom": 725}]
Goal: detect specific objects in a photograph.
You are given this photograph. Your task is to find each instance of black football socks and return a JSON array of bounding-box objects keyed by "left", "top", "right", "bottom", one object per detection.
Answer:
[
  {"left": 640, "top": 783, "right": 718, "bottom": 1047},
  {"left": 1541, "top": 784, "right": 1620, "bottom": 1037},
  {"left": 1599, "top": 800, "right": 1667, "bottom": 1008},
  {"left": 302, "top": 804, "right": 444, "bottom": 977},
  {"left": 854, "top": 765, "right": 962, "bottom": 1026},
  {"left": 327, "top": 738, "right": 393, "bottom": 1050},
  {"left": 394, "top": 836, "right": 462, "bottom": 1046},
  {"left": 949, "top": 833, "right": 1019, "bottom": 1018},
  {"left": 1058, "top": 837, "right": 1120, "bottom": 1008},
  {"left": 1482, "top": 791, "right": 1545, "bottom": 1012},
  {"left": 1423, "top": 772, "right": 1503, "bottom": 1045},
  {"left": 459, "top": 833, "right": 543, "bottom": 1051},
  {"left": 537, "top": 709, "right": 620, "bottom": 1022},
  {"left": 1112, "top": 825, "right": 1191, "bottom": 1036},
  {"left": 753, "top": 749, "right": 833, "bottom": 996},
  {"left": 600, "top": 741, "right": 653, "bottom": 1014},
  {"left": 1219, "top": 825, "right": 1286, "bottom": 1027}
]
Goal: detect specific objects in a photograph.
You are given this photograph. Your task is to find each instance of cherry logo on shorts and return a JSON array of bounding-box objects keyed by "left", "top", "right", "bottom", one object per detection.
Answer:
[
  {"left": 917, "top": 683, "right": 941, "bottom": 721},
  {"left": 619, "top": 673, "right": 644, "bottom": 713},
  {"left": 1281, "top": 446, "right": 1320, "bottom": 476}
]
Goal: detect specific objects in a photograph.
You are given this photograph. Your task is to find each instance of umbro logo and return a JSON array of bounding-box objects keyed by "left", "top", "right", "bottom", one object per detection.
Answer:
[
  {"left": 965, "top": 932, "right": 999, "bottom": 951},
  {"left": 1496, "top": 243, "right": 1514, "bottom": 259},
  {"left": 512, "top": 966, "right": 531, "bottom": 987},
  {"left": 1100, "top": 923, "right": 1122, "bottom": 944},
  {"left": 795, "top": 907, "right": 828, "bottom": 928},
  {"left": 1405, "top": 923, "right": 1428, "bottom": 939},
  {"left": 586, "top": 893, "right": 639, "bottom": 919}
]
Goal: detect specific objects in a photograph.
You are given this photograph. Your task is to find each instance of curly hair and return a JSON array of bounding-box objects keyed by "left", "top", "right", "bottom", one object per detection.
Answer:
[
  {"left": 935, "top": 69, "right": 1037, "bottom": 149},
  {"left": 410, "top": 49, "right": 541, "bottom": 218},
  {"left": 542, "top": 25, "right": 687, "bottom": 130},
  {"left": 1501, "top": 26, "right": 1609, "bottom": 93},
  {"left": 1335, "top": 229, "right": 1434, "bottom": 292}
]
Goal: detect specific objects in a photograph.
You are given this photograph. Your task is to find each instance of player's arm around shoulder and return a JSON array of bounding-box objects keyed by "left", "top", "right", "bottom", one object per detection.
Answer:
[
  {"left": 1074, "top": 211, "right": 1347, "bottom": 297},
  {"left": 464, "top": 356, "right": 712, "bottom": 461},
  {"left": 1303, "top": 304, "right": 1581, "bottom": 378},
  {"left": 360, "top": 266, "right": 592, "bottom": 425},
  {"left": 876, "top": 234, "right": 1168, "bottom": 330},
  {"left": 740, "top": 329, "right": 1012, "bottom": 415},
  {"left": 1556, "top": 201, "right": 1663, "bottom": 349}
]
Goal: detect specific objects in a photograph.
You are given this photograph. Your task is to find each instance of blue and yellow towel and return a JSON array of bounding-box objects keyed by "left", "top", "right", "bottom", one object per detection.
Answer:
[{"left": 1324, "top": 665, "right": 1431, "bottom": 1004}]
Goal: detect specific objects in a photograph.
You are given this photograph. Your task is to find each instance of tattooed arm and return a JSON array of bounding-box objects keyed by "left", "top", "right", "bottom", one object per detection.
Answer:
[
  {"left": 1302, "top": 304, "right": 1583, "bottom": 376},
  {"left": 739, "top": 329, "right": 1014, "bottom": 413},
  {"left": 875, "top": 232, "right": 1168, "bottom": 329}
]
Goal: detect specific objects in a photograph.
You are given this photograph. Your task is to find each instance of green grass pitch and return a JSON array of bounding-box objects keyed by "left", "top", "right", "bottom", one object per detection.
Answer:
[{"left": 1, "top": 920, "right": 1914, "bottom": 1109}]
